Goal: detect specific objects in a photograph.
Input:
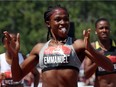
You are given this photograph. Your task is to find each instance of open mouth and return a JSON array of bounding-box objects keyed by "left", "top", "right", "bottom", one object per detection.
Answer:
[
  {"left": 60, "top": 28, "right": 67, "bottom": 33},
  {"left": 102, "top": 34, "right": 107, "bottom": 36},
  {"left": 101, "top": 34, "right": 108, "bottom": 38}
]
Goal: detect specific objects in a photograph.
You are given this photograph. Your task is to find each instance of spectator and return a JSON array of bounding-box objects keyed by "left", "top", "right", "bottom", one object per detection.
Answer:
[{"left": 0, "top": 33, "right": 39, "bottom": 87}]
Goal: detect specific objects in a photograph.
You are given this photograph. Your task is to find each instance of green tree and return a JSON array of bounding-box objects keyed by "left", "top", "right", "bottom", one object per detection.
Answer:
[{"left": 0, "top": 1, "right": 116, "bottom": 54}]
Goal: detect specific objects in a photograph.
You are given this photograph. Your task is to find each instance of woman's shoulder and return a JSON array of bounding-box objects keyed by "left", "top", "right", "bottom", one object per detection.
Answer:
[
  {"left": 31, "top": 42, "right": 45, "bottom": 54},
  {"left": 72, "top": 38, "right": 85, "bottom": 50},
  {"left": 111, "top": 39, "right": 116, "bottom": 47},
  {"left": 35, "top": 43, "right": 45, "bottom": 48},
  {"left": 73, "top": 38, "right": 84, "bottom": 45}
]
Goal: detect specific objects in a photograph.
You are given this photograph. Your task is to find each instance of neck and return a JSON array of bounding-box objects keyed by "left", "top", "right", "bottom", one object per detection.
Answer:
[
  {"left": 98, "top": 38, "right": 111, "bottom": 51},
  {"left": 50, "top": 30, "right": 68, "bottom": 43},
  {"left": 5, "top": 51, "right": 12, "bottom": 59},
  {"left": 50, "top": 37, "right": 68, "bottom": 46},
  {"left": 5, "top": 51, "right": 12, "bottom": 65}
]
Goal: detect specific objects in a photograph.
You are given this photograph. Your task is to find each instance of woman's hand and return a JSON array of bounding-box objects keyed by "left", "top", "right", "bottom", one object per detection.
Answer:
[
  {"left": 3, "top": 31, "right": 20, "bottom": 57},
  {"left": 83, "top": 29, "right": 91, "bottom": 50}
]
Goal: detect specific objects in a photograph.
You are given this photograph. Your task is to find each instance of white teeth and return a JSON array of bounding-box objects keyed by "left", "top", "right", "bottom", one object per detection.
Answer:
[{"left": 61, "top": 28, "right": 66, "bottom": 33}]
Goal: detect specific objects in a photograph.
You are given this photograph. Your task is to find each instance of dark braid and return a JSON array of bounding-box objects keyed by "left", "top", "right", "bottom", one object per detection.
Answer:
[
  {"left": 47, "top": 28, "right": 51, "bottom": 41},
  {"left": 95, "top": 18, "right": 110, "bottom": 28},
  {"left": 44, "top": 5, "right": 69, "bottom": 41}
]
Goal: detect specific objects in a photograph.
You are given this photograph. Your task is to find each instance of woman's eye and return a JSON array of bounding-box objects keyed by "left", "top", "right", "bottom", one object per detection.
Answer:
[
  {"left": 55, "top": 18, "right": 61, "bottom": 22},
  {"left": 99, "top": 27, "right": 110, "bottom": 30},
  {"left": 99, "top": 27, "right": 104, "bottom": 29}
]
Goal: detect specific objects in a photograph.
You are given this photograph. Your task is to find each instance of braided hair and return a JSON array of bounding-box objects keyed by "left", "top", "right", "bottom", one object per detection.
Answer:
[{"left": 44, "top": 5, "right": 69, "bottom": 41}]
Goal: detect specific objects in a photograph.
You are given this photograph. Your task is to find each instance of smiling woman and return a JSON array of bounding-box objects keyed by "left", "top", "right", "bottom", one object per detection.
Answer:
[{"left": 3, "top": 5, "right": 113, "bottom": 87}]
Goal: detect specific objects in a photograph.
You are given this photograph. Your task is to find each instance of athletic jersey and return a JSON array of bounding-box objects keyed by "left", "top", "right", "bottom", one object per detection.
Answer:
[
  {"left": 39, "top": 37, "right": 81, "bottom": 72},
  {"left": 95, "top": 40, "right": 116, "bottom": 76},
  {"left": 0, "top": 53, "right": 24, "bottom": 86}
]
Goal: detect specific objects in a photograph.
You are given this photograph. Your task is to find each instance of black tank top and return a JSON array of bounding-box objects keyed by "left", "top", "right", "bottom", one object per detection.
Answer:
[{"left": 95, "top": 40, "right": 116, "bottom": 76}]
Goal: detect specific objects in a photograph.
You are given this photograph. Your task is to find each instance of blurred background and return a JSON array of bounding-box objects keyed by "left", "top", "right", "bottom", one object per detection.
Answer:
[
  {"left": 0, "top": 1, "right": 116, "bottom": 87},
  {"left": 0, "top": 0, "right": 116, "bottom": 55}
]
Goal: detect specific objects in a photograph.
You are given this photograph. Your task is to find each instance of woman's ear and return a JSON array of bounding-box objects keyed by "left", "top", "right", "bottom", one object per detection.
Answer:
[{"left": 45, "top": 21, "right": 50, "bottom": 28}]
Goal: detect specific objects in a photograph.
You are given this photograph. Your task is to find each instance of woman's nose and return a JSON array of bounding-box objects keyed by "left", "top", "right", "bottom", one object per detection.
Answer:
[
  {"left": 102, "top": 28, "right": 108, "bottom": 32},
  {"left": 60, "top": 20, "right": 65, "bottom": 24},
  {"left": 103, "top": 28, "right": 106, "bottom": 31}
]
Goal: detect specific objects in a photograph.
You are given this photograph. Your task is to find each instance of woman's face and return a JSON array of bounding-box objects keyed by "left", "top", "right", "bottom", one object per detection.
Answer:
[
  {"left": 96, "top": 20, "right": 110, "bottom": 40},
  {"left": 48, "top": 8, "right": 70, "bottom": 39}
]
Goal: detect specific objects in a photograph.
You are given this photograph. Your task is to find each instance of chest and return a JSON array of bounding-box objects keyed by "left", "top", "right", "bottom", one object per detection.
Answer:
[{"left": 100, "top": 47, "right": 116, "bottom": 63}]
